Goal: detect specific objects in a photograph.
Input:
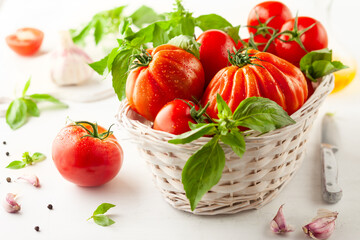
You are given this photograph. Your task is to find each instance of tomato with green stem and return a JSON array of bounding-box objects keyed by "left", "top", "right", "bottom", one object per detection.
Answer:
[
  {"left": 126, "top": 44, "right": 205, "bottom": 122},
  {"left": 6, "top": 28, "right": 44, "bottom": 56},
  {"left": 275, "top": 16, "right": 328, "bottom": 66},
  {"left": 153, "top": 99, "right": 210, "bottom": 135},
  {"left": 52, "top": 121, "right": 123, "bottom": 187},
  {"left": 201, "top": 49, "right": 308, "bottom": 118},
  {"left": 247, "top": 1, "right": 293, "bottom": 38},
  {"left": 197, "top": 30, "right": 236, "bottom": 86}
]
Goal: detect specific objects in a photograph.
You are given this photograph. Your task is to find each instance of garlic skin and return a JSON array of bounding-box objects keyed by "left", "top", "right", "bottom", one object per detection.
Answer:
[
  {"left": 270, "top": 204, "right": 294, "bottom": 234},
  {"left": 303, "top": 209, "right": 338, "bottom": 240},
  {"left": 3, "top": 193, "right": 21, "bottom": 213},
  {"left": 50, "top": 31, "right": 93, "bottom": 86},
  {"left": 17, "top": 174, "right": 40, "bottom": 187}
]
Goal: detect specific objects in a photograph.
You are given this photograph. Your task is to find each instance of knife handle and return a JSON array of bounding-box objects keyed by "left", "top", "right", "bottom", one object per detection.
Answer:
[{"left": 321, "top": 146, "right": 343, "bottom": 203}]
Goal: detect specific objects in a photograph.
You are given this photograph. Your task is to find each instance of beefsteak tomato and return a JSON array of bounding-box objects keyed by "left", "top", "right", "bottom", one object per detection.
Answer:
[
  {"left": 52, "top": 121, "right": 123, "bottom": 187},
  {"left": 197, "top": 30, "right": 236, "bottom": 86},
  {"left": 275, "top": 16, "right": 328, "bottom": 66},
  {"left": 126, "top": 44, "right": 205, "bottom": 121},
  {"left": 201, "top": 49, "right": 308, "bottom": 118}
]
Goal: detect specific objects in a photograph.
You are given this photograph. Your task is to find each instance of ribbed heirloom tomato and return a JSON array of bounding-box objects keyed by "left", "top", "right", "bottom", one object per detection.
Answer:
[
  {"left": 126, "top": 44, "right": 205, "bottom": 121},
  {"left": 52, "top": 121, "right": 123, "bottom": 187},
  {"left": 201, "top": 49, "right": 308, "bottom": 118}
]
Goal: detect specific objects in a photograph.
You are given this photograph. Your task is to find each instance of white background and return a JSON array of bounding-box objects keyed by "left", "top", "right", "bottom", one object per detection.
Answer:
[{"left": 0, "top": 0, "right": 360, "bottom": 239}]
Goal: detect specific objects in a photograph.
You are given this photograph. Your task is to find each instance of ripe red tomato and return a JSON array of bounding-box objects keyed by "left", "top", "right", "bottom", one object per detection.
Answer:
[
  {"left": 275, "top": 16, "right": 328, "bottom": 66},
  {"left": 247, "top": 1, "right": 292, "bottom": 37},
  {"left": 153, "top": 99, "right": 199, "bottom": 135},
  {"left": 6, "top": 28, "right": 44, "bottom": 56},
  {"left": 52, "top": 121, "right": 123, "bottom": 187},
  {"left": 197, "top": 30, "right": 236, "bottom": 86},
  {"left": 201, "top": 49, "right": 308, "bottom": 118},
  {"left": 126, "top": 44, "right": 205, "bottom": 122}
]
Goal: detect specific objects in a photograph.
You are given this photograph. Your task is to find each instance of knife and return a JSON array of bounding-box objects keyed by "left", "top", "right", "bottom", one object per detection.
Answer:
[{"left": 321, "top": 113, "right": 342, "bottom": 203}]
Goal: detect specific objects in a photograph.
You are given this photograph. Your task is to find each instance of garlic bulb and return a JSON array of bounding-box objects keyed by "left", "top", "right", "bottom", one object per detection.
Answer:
[{"left": 50, "top": 31, "right": 93, "bottom": 86}]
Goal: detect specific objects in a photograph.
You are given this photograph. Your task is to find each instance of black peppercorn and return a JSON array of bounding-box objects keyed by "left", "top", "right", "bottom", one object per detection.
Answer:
[
  {"left": 3, "top": 141, "right": 6, "bottom": 145},
  {"left": 6, "top": 177, "right": 11, "bottom": 183},
  {"left": 6, "top": 152, "right": 9, "bottom": 156},
  {"left": 34, "top": 226, "right": 40, "bottom": 232},
  {"left": 47, "top": 204, "right": 53, "bottom": 210}
]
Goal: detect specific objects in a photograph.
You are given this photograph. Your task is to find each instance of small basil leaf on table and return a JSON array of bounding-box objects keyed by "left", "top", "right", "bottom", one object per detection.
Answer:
[
  {"left": 6, "top": 161, "right": 26, "bottom": 169},
  {"left": 22, "top": 78, "right": 31, "bottom": 97},
  {"left": 182, "top": 136, "right": 225, "bottom": 211},
  {"left": 23, "top": 98, "right": 40, "bottom": 117},
  {"left": 6, "top": 99, "right": 27, "bottom": 130},
  {"left": 93, "top": 203, "right": 116, "bottom": 215},
  {"left": 92, "top": 215, "right": 115, "bottom": 227},
  {"left": 32, "top": 152, "right": 47, "bottom": 162},
  {"left": 29, "top": 94, "right": 68, "bottom": 107}
]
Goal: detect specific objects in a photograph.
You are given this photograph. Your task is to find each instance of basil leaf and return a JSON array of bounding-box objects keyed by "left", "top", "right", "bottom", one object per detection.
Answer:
[
  {"left": 129, "top": 5, "right": 162, "bottom": 28},
  {"left": 23, "top": 98, "right": 40, "bottom": 117},
  {"left": 168, "top": 35, "right": 200, "bottom": 59},
  {"left": 224, "top": 25, "right": 240, "bottom": 43},
  {"left": 233, "top": 97, "right": 295, "bottom": 133},
  {"left": 111, "top": 48, "right": 134, "bottom": 101},
  {"left": 168, "top": 124, "right": 216, "bottom": 144},
  {"left": 153, "top": 23, "right": 170, "bottom": 47},
  {"left": 195, "top": 14, "right": 232, "bottom": 31},
  {"left": 89, "top": 55, "right": 108, "bottom": 75},
  {"left": 92, "top": 215, "right": 115, "bottom": 227},
  {"left": 93, "top": 203, "right": 116, "bottom": 215},
  {"left": 6, "top": 161, "right": 26, "bottom": 169},
  {"left": 22, "top": 152, "right": 33, "bottom": 164},
  {"left": 182, "top": 136, "right": 225, "bottom": 211},
  {"left": 29, "top": 94, "right": 68, "bottom": 107},
  {"left": 94, "top": 19, "right": 104, "bottom": 45},
  {"left": 6, "top": 99, "right": 27, "bottom": 130},
  {"left": 32, "top": 152, "right": 46, "bottom": 162},
  {"left": 220, "top": 130, "right": 246, "bottom": 158},
  {"left": 22, "top": 78, "right": 31, "bottom": 97},
  {"left": 71, "top": 21, "right": 94, "bottom": 44},
  {"left": 300, "top": 48, "right": 348, "bottom": 82},
  {"left": 216, "top": 94, "right": 232, "bottom": 118}
]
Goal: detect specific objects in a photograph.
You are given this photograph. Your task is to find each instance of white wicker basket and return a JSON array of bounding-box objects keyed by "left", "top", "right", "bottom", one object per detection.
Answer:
[{"left": 116, "top": 74, "right": 334, "bottom": 215}]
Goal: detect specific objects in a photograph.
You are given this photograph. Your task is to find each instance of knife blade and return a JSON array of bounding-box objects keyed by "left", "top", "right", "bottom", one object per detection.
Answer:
[{"left": 321, "top": 113, "right": 342, "bottom": 203}]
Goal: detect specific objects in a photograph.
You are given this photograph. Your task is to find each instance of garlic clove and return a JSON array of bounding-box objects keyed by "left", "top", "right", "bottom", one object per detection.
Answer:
[
  {"left": 50, "top": 30, "right": 94, "bottom": 86},
  {"left": 302, "top": 209, "right": 338, "bottom": 240},
  {"left": 17, "top": 174, "right": 40, "bottom": 187},
  {"left": 270, "top": 204, "right": 294, "bottom": 234},
  {"left": 3, "top": 193, "right": 21, "bottom": 213}
]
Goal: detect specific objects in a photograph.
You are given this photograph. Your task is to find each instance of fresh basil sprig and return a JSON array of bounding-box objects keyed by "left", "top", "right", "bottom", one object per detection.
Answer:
[
  {"left": 5, "top": 78, "right": 68, "bottom": 130},
  {"left": 300, "top": 48, "right": 348, "bottom": 82},
  {"left": 169, "top": 95, "right": 295, "bottom": 211},
  {"left": 88, "top": 203, "right": 116, "bottom": 227},
  {"left": 6, "top": 152, "right": 46, "bottom": 169},
  {"left": 90, "top": 0, "right": 239, "bottom": 101}
]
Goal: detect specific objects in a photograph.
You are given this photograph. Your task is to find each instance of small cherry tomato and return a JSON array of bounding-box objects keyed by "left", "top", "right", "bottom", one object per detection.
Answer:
[
  {"left": 197, "top": 30, "right": 236, "bottom": 86},
  {"left": 52, "top": 121, "right": 123, "bottom": 187},
  {"left": 6, "top": 28, "right": 44, "bottom": 56},
  {"left": 275, "top": 16, "right": 328, "bottom": 66},
  {"left": 153, "top": 99, "right": 200, "bottom": 135}
]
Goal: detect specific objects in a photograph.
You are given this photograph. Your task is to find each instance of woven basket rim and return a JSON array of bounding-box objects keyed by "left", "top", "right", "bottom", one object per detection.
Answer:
[{"left": 116, "top": 74, "right": 334, "bottom": 143}]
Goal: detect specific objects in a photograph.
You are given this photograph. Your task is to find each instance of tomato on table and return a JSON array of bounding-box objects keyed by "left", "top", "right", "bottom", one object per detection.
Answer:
[
  {"left": 275, "top": 16, "right": 328, "bottom": 66},
  {"left": 6, "top": 28, "right": 44, "bottom": 56},
  {"left": 126, "top": 44, "right": 205, "bottom": 122},
  {"left": 197, "top": 30, "right": 236, "bottom": 86},
  {"left": 52, "top": 121, "right": 123, "bottom": 187},
  {"left": 201, "top": 49, "right": 308, "bottom": 118}
]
